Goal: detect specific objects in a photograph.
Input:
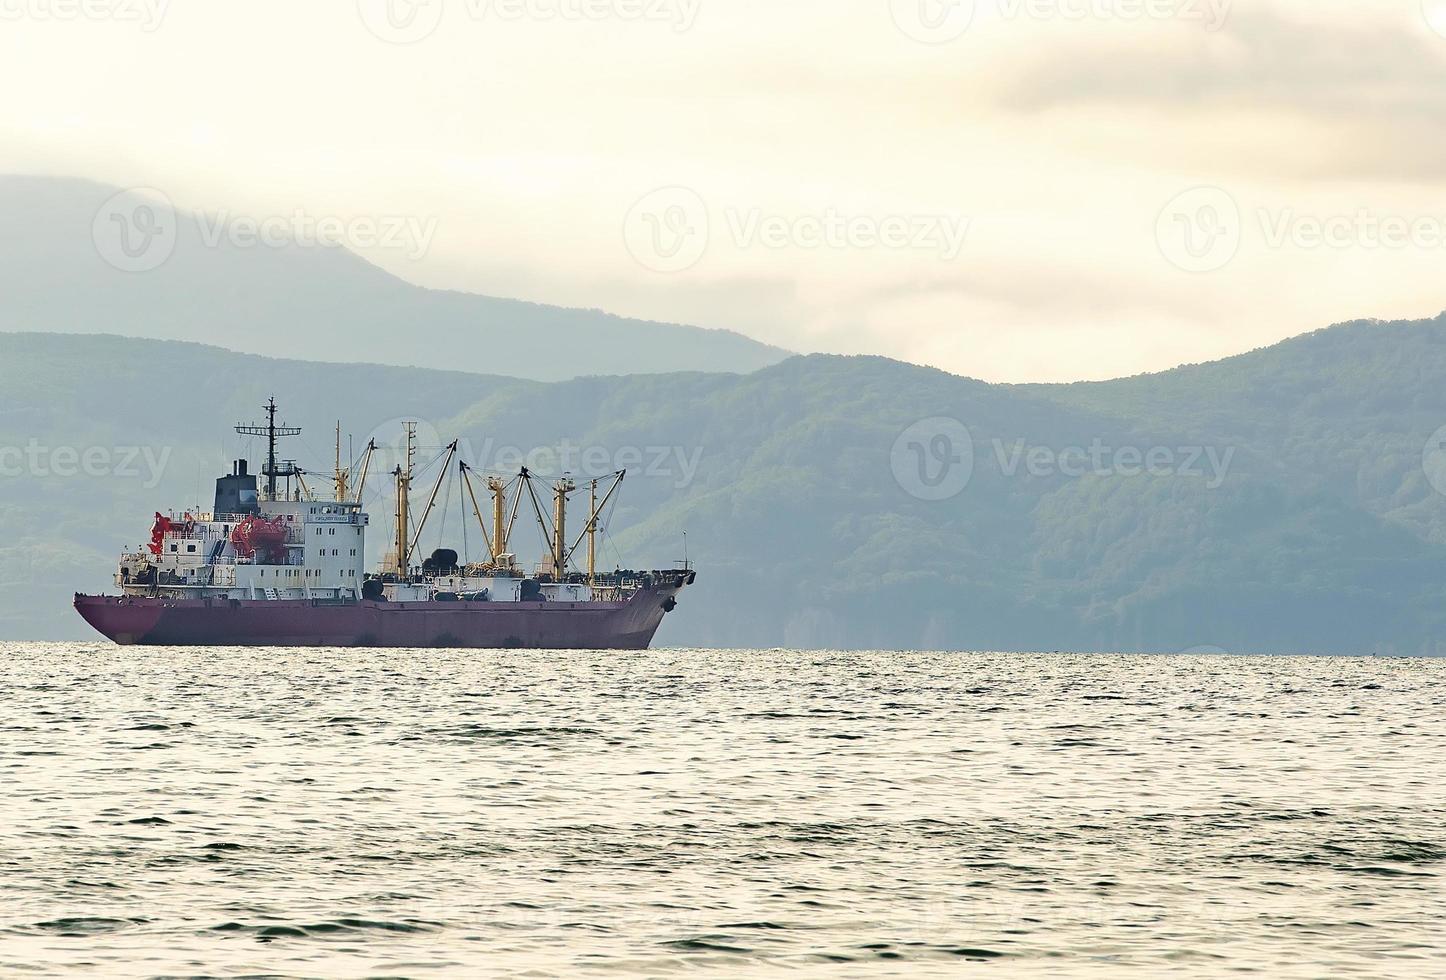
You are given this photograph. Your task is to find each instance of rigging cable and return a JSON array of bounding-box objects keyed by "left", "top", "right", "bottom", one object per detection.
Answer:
[
  {"left": 598, "top": 488, "right": 626, "bottom": 572},
  {"left": 436, "top": 462, "right": 455, "bottom": 558},
  {"left": 458, "top": 464, "right": 470, "bottom": 564}
]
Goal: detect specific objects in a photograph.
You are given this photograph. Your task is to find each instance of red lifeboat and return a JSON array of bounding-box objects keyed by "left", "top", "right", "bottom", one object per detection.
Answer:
[{"left": 230, "top": 515, "right": 289, "bottom": 565}]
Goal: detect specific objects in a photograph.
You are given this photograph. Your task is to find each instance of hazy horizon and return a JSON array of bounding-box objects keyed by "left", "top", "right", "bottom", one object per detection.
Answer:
[{"left": 5, "top": 0, "right": 1445, "bottom": 383}]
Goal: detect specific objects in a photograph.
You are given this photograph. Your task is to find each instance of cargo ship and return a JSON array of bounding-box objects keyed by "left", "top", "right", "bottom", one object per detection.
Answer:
[{"left": 74, "top": 400, "right": 694, "bottom": 648}]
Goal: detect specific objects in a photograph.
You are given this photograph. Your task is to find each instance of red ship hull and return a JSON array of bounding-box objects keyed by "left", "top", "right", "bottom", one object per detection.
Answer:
[{"left": 74, "top": 586, "right": 682, "bottom": 650}]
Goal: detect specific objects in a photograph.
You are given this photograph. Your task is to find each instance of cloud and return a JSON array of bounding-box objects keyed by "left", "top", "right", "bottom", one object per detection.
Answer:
[
  {"left": 1000, "top": 8, "right": 1446, "bottom": 115},
  {"left": 5, "top": 0, "right": 1446, "bottom": 383},
  {"left": 991, "top": 6, "right": 1446, "bottom": 179}
]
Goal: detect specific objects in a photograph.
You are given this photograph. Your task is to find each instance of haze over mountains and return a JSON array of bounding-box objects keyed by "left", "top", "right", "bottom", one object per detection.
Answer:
[
  {"left": 0, "top": 176, "right": 788, "bottom": 381},
  {"left": 6, "top": 315, "right": 1446, "bottom": 654}
]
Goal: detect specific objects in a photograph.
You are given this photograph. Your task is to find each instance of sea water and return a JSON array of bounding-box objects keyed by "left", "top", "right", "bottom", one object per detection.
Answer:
[{"left": 0, "top": 644, "right": 1441, "bottom": 976}]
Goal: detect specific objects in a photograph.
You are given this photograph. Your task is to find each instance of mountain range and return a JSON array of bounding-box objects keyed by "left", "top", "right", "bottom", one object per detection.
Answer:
[
  {"left": 0, "top": 176, "right": 787, "bottom": 380},
  {"left": 5, "top": 315, "right": 1446, "bottom": 654}
]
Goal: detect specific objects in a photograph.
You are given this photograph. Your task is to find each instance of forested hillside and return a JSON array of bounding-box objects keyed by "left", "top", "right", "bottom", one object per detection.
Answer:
[{"left": 5, "top": 317, "right": 1446, "bottom": 653}]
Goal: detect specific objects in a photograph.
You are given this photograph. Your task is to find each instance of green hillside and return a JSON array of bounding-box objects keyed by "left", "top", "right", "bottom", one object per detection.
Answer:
[{"left": 4, "top": 318, "right": 1446, "bottom": 654}]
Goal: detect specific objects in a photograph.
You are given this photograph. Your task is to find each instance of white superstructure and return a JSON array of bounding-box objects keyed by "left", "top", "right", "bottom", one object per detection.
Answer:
[{"left": 118, "top": 498, "right": 368, "bottom": 601}]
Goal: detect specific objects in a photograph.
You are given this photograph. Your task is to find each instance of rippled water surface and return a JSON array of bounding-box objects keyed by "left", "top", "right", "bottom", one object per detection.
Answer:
[{"left": 1, "top": 644, "right": 1443, "bottom": 977}]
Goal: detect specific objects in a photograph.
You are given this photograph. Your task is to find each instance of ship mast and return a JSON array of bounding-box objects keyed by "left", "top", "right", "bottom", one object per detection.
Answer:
[
  {"left": 460, "top": 467, "right": 526, "bottom": 572},
  {"left": 489, "top": 476, "right": 509, "bottom": 563},
  {"left": 235, "top": 397, "right": 301, "bottom": 501},
  {"left": 353, "top": 439, "right": 377, "bottom": 504},
  {"left": 587, "top": 479, "right": 598, "bottom": 584},
  {"left": 406, "top": 440, "right": 459, "bottom": 569},
  {"left": 566, "top": 471, "right": 625, "bottom": 581},
  {"left": 392, "top": 422, "right": 415, "bottom": 578},
  {"left": 552, "top": 478, "right": 575, "bottom": 577},
  {"left": 333, "top": 422, "right": 349, "bottom": 503}
]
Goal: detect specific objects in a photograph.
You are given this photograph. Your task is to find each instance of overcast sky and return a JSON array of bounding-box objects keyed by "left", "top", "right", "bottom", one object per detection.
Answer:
[{"left": 3, "top": 0, "right": 1445, "bottom": 381}]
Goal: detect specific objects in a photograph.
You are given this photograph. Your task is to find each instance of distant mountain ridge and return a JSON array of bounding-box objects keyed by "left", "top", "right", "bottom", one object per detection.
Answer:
[
  {"left": 5, "top": 315, "right": 1446, "bottom": 654},
  {"left": 0, "top": 175, "right": 789, "bottom": 380}
]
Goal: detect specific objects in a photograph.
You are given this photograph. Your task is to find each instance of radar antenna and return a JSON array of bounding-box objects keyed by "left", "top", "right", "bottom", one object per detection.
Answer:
[{"left": 235, "top": 397, "right": 302, "bottom": 501}]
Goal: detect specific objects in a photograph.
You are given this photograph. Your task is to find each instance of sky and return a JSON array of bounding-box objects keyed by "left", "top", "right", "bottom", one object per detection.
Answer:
[{"left": 2, "top": 0, "right": 1445, "bottom": 382}]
